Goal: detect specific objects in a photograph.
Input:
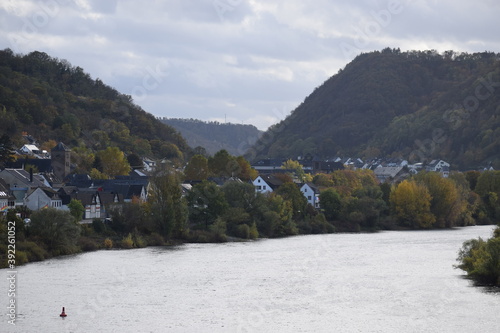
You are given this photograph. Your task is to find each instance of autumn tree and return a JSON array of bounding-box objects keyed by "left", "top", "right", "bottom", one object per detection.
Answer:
[
  {"left": 235, "top": 156, "right": 258, "bottom": 181},
  {"left": 281, "top": 159, "right": 306, "bottom": 182},
  {"left": 96, "top": 146, "right": 131, "bottom": 178},
  {"left": 390, "top": 179, "right": 435, "bottom": 228},
  {"left": 415, "top": 172, "right": 461, "bottom": 227}
]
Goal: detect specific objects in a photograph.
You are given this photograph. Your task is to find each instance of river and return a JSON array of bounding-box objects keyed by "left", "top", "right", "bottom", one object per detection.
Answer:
[{"left": 1, "top": 225, "right": 498, "bottom": 333}]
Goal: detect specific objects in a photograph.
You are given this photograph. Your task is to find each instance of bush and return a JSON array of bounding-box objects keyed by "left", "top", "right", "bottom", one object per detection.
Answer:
[
  {"left": 15, "top": 250, "right": 29, "bottom": 266},
  {"left": 17, "top": 241, "right": 48, "bottom": 262},
  {"left": 456, "top": 236, "right": 500, "bottom": 286},
  {"left": 147, "top": 233, "right": 165, "bottom": 246},
  {"left": 133, "top": 233, "right": 147, "bottom": 248},
  {"left": 92, "top": 219, "right": 105, "bottom": 233},
  {"left": 249, "top": 222, "right": 259, "bottom": 239},
  {"left": 236, "top": 224, "right": 250, "bottom": 239},
  {"left": 78, "top": 237, "right": 100, "bottom": 252},
  {"left": 120, "top": 233, "right": 134, "bottom": 249},
  {"left": 103, "top": 238, "right": 113, "bottom": 249}
]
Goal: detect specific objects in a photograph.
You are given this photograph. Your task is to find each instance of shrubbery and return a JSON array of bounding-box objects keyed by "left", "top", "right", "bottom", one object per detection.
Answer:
[{"left": 456, "top": 225, "right": 500, "bottom": 286}]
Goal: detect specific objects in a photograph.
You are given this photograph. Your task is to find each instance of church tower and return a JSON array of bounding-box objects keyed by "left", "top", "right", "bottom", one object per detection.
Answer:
[{"left": 51, "top": 142, "right": 71, "bottom": 181}]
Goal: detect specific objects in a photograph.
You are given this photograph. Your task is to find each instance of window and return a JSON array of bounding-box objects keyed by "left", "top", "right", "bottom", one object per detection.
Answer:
[
  {"left": 308, "top": 196, "right": 312, "bottom": 200},
  {"left": 263, "top": 186, "right": 267, "bottom": 190},
  {"left": 258, "top": 179, "right": 261, "bottom": 183},
  {"left": 257, "top": 186, "right": 262, "bottom": 190}
]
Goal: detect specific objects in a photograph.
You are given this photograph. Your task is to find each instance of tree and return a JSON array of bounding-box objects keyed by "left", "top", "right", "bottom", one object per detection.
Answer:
[
  {"left": 320, "top": 188, "right": 342, "bottom": 221},
  {"left": 415, "top": 172, "right": 461, "bottom": 227},
  {"left": 235, "top": 156, "right": 258, "bottom": 181},
  {"left": 29, "top": 208, "right": 81, "bottom": 254},
  {"left": 67, "top": 199, "right": 85, "bottom": 222},
  {"left": 281, "top": 159, "right": 306, "bottom": 182},
  {"left": 187, "top": 181, "right": 228, "bottom": 228},
  {"left": 127, "top": 153, "right": 143, "bottom": 169},
  {"left": 184, "top": 154, "right": 209, "bottom": 181},
  {"left": 0, "top": 134, "right": 15, "bottom": 167},
  {"left": 148, "top": 166, "right": 188, "bottom": 239},
  {"left": 275, "top": 182, "right": 307, "bottom": 218},
  {"left": 209, "top": 150, "right": 239, "bottom": 177},
  {"left": 96, "top": 146, "right": 131, "bottom": 177},
  {"left": 390, "top": 180, "right": 435, "bottom": 228}
]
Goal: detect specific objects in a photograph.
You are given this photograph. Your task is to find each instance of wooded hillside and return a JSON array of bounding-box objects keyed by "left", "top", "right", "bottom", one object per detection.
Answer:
[
  {"left": 251, "top": 49, "right": 500, "bottom": 169},
  {"left": 161, "top": 118, "right": 262, "bottom": 156},
  {"left": 0, "top": 49, "right": 189, "bottom": 159}
]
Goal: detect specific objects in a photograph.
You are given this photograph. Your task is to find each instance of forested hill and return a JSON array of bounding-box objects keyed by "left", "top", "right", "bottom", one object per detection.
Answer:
[
  {"left": 161, "top": 118, "right": 262, "bottom": 156},
  {"left": 251, "top": 49, "right": 500, "bottom": 169},
  {"left": 0, "top": 49, "right": 189, "bottom": 159}
]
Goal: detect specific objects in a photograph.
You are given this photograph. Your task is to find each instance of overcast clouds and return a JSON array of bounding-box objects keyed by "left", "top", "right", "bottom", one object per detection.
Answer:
[{"left": 1, "top": 0, "right": 499, "bottom": 130}]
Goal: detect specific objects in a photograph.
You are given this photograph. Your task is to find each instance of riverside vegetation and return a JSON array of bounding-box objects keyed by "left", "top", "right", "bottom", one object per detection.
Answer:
[{"left": 1, "top": 152, "right": 500, "bottom": 272}]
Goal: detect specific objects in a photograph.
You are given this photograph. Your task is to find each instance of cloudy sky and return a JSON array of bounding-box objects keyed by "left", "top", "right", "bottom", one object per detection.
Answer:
[{"left": 1, "top": 0, "right": 499, "bottom": 130}]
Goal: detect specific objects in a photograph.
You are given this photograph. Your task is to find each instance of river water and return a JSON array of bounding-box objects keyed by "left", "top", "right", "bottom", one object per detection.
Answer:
[{"left": 1, "top": 226, "right": 498, "bottom": 333}]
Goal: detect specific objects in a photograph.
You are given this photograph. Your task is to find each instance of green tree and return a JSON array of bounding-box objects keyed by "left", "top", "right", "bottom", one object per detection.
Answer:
[
  {"left": 390, "top": 179, "right": 435, "bottom": 228},
  {"left": 96, "top": 146, "right": 131, "bottom": 177},
  {"left": 67, "top": 199, "right": 85, "bottom": 222},
  {"left": 127, "top": 153, "right": 143, "bottom": 169},
  {"left": 320, "top": 188, "right": 342, "bottom": 221},
  {"left": 29, "top": 208, "right": 81, "bottom": 254},
  {"left": 275, "top": 182, "right": 307, "bottom": 219},
  {"left": 0, "top": 134, "right": 15, "bottom": 167},
  {"left": 281, "top": 159, "right": 306, "bottom": 182},
  {"left": 209, "top": 150, "right": 239, "bottom": 177},
  {"left": 187, "top": 181, "right": 228, "bottom": 228},
  {"left": 148, "top": 166, "right": 188, "bottom": 239},
  {"left": 184, "top": 154, "right": 209, "bottom": 181}
]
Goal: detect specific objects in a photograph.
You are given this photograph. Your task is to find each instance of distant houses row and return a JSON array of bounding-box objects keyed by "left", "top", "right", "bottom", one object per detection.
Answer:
[{"left": 251, "top": 156, "right": 452, "bottom": 182}]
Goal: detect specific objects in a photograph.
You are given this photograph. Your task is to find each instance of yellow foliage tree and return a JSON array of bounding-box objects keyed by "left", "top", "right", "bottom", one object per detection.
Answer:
[
  {"left": 390, "top": 179, "right": 435, "bottom": 228},
  {"left": 96, "top": 146, "right": 130, "bottom": 177}
]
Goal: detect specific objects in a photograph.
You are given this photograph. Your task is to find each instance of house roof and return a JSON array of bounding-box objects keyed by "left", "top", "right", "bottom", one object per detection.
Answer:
[
  {"left": 301, "top": 182, "right": 320, "bottom": 194},
  {"left": 52, "top": 142, "right": 70, "bottom": 152},
  {"left": 0, "top": 168, "right": 48, "bottom": 188},
  {"left": 374, "top": 166, "right": 404, "bottom": 178},
  {"left": 258, "top": 175, "right": 284, "bottom": 189}
]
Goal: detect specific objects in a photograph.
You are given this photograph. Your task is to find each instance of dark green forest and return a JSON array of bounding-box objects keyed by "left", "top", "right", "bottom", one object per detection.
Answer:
[
  {"left": 161, "top": 118, "right": 262, "bottom": 156},
  {"left": 251, "top": 49, "right": 500, "bottom": 170},
  {"left": 0, "top": 49, "right": 189, "bottom": 159}
]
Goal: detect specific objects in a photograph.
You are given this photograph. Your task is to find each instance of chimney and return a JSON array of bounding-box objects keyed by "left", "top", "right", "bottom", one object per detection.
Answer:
[{"left": 30, "top": 167, "right": 33, "bottom": 183}]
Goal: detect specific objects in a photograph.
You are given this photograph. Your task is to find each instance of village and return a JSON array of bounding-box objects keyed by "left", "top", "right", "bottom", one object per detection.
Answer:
[{"left": 0, "top": 134, "right": 458, "bottom": 224}]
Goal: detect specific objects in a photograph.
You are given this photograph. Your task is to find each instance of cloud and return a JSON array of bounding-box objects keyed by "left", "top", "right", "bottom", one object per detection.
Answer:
[{"left": 0, "top": 0, "right": 499, "bottom": 131}]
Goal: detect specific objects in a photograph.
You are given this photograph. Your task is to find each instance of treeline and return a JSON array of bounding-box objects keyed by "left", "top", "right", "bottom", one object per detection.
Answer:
[
  {"left": 252, "top": 49, "right": 500, "bottom": 169},
  {"left": 162, "top": 118, "right": 262, "bottom": 156},
  {"left": 0, "top": 49, "right": 189, "bottom": 160}
]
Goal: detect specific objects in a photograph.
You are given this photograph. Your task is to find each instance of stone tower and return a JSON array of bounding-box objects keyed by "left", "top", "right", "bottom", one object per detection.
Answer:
[{"left": 51, "top": 142, "right": 71, "bottom": 181}]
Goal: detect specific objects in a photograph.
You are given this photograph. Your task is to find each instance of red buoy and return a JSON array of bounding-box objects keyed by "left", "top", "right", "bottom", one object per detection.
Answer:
[{"left": 60, "top": 307, "right": 67, "bottom": 317}]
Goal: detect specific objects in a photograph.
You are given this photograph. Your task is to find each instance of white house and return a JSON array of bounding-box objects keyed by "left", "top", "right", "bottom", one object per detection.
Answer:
[
  {"left": 25, "top": 187, "right": 63, "bottom": 211},
  {"left": 252, "top": 175, "right": 284, "bottom": 194},
  {"left": 19, "top": 144, "right": 41, "bottom": 155},
  {"left": 426, "top": 160, "right": 450, "bottom": 177},
  {"left": 300, "top": 183, "right": 320, "bottom": 208}
]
